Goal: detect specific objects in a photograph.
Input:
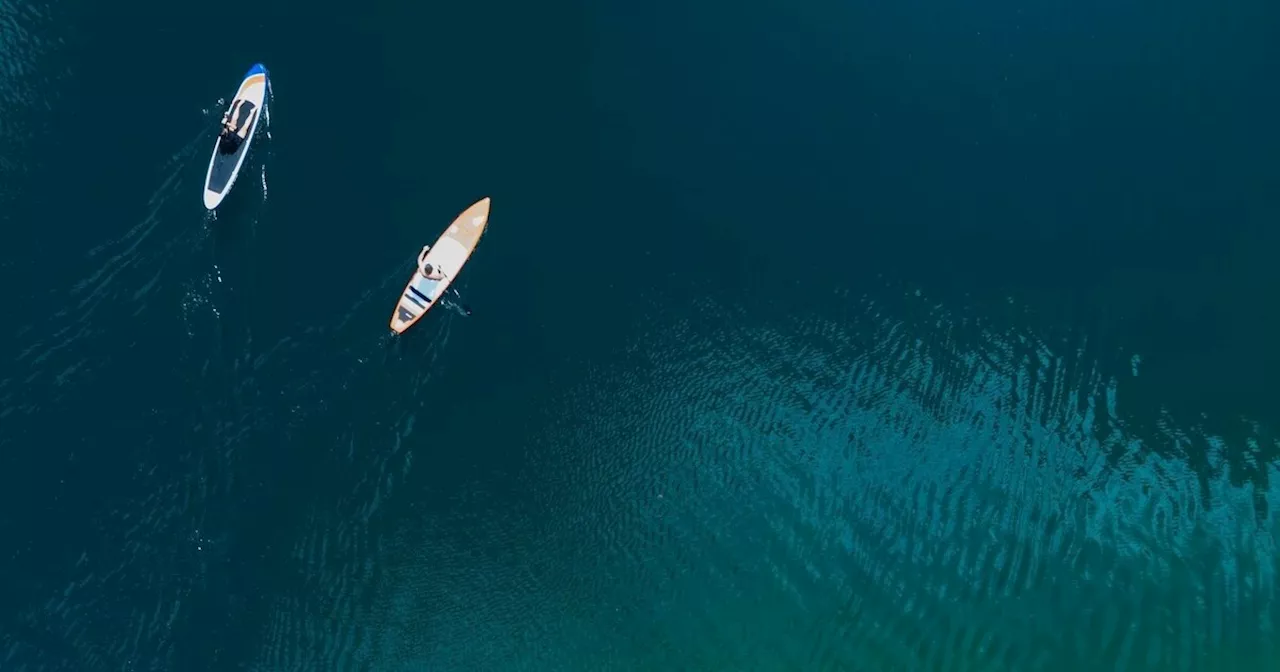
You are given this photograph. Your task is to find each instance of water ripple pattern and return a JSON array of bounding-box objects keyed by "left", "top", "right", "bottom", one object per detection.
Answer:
[
  {"left": 0, "top": 0, "right": 65, "bottom": 178},
  {"left": 1, "top": 245, "right": 459, "bottom": 671},
  {"left": 497, "top": 287, "right": 1278, "bottom": 671}
]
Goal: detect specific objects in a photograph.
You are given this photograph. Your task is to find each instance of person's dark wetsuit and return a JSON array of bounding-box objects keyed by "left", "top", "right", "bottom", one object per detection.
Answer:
[
  {"left": 217, "top": 129, "right": 242, "bottom": 155},
  {"left": 216, "top": 99, "right": 257, "bottom": 155}
]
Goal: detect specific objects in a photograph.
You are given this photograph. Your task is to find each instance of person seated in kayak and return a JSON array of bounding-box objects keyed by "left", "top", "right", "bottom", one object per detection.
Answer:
[
  {"left": 417, "top": 245, "right": 446, "bottom": 281},
  {"left": 217, "top": 99, "right": 255, "bottom": 154}
]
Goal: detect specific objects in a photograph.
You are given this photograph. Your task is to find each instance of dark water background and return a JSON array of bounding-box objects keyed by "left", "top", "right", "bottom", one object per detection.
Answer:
[{"left": 1, "top": 0, "right": 1279, "bottom": 669}]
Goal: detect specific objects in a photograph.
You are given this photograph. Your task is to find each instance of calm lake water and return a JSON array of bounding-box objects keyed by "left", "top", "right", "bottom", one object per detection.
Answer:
[{"left": 1, "top": 0, "right": 1277, "bottom": 670}]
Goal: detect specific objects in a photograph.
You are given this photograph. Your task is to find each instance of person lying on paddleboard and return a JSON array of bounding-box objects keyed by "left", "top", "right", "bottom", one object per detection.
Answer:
[
  {"left": 216, "top": 99, "right": 254, "bottom": 155},
  {"left": 417, "top": 245, "right": 447, "bottom": 281}
]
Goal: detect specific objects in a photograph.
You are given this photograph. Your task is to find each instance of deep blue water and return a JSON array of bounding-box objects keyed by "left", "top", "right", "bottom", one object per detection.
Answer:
[{"left": 1, "top": 0, "right": 1278, "bottom": 669}]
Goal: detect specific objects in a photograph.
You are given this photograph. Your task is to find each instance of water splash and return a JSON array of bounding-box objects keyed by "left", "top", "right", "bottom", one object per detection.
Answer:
[
  {"left": 203, "top": 97, "right": 227, "bottom": 121},
  {"left": 263, "top": 80, "right": 272, "bottom": 141}
]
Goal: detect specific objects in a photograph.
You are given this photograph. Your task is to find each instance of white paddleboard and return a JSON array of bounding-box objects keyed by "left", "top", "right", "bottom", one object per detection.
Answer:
[
  {"left": 202, "top": 64, "right": 268, "bottom": 209},
  {"left": 390, "top": 197, "right": 492, "bottom": 334}
]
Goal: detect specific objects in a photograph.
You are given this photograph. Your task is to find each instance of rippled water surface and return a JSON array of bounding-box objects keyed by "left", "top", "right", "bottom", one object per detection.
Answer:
[{"left": 1, "top": 0, "right": 1279, "bottom": 670}]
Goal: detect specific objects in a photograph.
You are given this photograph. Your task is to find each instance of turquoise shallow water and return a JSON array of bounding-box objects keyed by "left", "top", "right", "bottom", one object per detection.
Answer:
[{"left": 1, "top": 0, "right": 1279, "bottom": 670}]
